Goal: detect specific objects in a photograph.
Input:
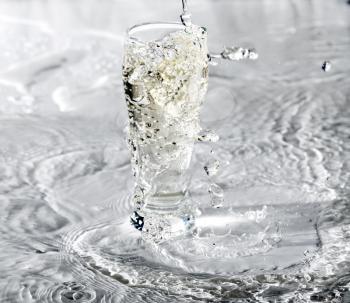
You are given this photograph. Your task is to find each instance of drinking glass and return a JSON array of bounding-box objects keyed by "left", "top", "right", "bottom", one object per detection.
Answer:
[{"left": 123, "top": 22, "right": 208, "bottom": 220}]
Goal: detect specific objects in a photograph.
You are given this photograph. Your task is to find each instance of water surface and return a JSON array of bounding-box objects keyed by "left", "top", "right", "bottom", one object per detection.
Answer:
[{"left": 0, "top": 0, "right": 350, "bottom": 302}]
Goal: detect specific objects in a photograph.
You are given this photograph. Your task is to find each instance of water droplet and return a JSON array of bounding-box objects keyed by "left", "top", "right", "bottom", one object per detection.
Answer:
[
  {"left": 209, "top": 60, "right": 219, "bottom": 66},
  {"left": 197, "top": 130, "right": 219, "bottom": 142},
  {"left": 220, "top": 46, "right": 259, "bottom": 61},
  {"left": 208, "top": 183, "right": 224, "bottom": 208},
  {"left": 222, "top": 47, "right": 245, "bottom": 60},
  {"left": 248, "top": 48, "right": 259, "bottom": 60},
  {"left": 322, "top": 60, "right": 331, "bottom": 72},
  {"left": 204, "top": 160, "right": 220, "bottom": 176}
]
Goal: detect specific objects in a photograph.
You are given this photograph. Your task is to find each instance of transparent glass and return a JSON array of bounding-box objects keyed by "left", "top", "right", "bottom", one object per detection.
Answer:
[{"left": 123, "top": 22, "right": 208, "bottom": 215}]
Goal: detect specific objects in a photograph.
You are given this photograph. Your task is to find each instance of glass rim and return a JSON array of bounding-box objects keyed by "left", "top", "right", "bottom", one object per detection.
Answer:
[{"left": 126, "top": 22, "right": 186, "bottom": 43}]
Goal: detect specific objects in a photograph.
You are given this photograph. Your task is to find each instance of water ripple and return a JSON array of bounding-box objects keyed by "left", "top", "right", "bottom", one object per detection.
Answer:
[{"left": 0, "top": 0, "right": 350, "bottom": 301}]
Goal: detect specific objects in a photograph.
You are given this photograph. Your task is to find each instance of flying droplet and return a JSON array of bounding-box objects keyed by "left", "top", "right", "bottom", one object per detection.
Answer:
[
  {"left": 220, "top": 46, "right": 259, "bottom": 61},
  {"left": 248, "top": 48, "right": 259, "bottom": 60},
  {"left": 204, "top": 160, "right": 220, "bottom": 177},
  {"left": 322, "top": 61, "right": 331, "bottom": 72},
  {"left": 198, "top": 130, "right": 219, "bottom": 142},
  {"left": 208, "top": 183, "right": 224, "bottom": 208},
  {"left": 209, "top": 60, "right": 219, "bottom": 66}
]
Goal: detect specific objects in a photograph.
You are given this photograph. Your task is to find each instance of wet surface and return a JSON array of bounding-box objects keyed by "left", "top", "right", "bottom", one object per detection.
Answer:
[{"left": 0, "top": 0, "right": 350, "bottom": 302}]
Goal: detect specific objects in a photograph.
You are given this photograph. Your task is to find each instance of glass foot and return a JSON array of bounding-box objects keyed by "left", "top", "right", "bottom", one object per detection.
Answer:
[{"left": 130, "top": 199, "right": 198, "bottom": 243}]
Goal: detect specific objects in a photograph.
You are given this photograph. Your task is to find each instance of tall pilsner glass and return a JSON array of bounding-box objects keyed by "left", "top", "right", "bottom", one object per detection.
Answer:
[{"left": 123, "top": 23, "right": 208, "bottom": 225}]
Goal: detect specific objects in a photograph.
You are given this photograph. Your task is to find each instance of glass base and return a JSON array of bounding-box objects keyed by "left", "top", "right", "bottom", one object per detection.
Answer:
[{"left": 131, "top": 195, "right": 199, "bottom": 243}]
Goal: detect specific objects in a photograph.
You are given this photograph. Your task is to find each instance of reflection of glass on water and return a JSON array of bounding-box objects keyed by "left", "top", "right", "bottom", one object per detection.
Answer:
[{"left": 123, "top": 23, "right": 208, "bottom": 219}]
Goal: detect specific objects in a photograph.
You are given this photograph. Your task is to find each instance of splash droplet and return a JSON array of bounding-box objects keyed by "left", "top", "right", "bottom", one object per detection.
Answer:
[
  {"left": 220, "top": 46, "right": 259, "bottom": 61},
  {"left": 248, "top": 48, "right": 259, "bottom": 60},
  {"left": 322, "top": 60, "right": 331, "bottom": 72},
  {"left": 204, "top": 160, "right": 220, "bottom": 177},
  {"left": 208, "top": 183, "right": 224, "bottom": 208},
  {"left": 198, "top": 130, "right": 219, "bottom": 142}
]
